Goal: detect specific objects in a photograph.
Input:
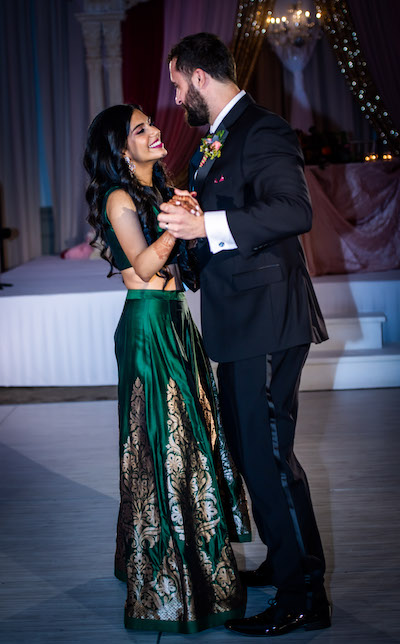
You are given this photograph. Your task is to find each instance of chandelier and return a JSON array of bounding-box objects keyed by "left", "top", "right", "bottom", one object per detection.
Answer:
[{"left": 267, "top": 2, "right": 322, "bottom": 48}]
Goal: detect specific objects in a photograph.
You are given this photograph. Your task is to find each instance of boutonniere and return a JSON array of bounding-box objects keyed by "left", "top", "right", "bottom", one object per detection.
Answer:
[{"left": 199, "top": 130, "right": 225, "bottom": 168}]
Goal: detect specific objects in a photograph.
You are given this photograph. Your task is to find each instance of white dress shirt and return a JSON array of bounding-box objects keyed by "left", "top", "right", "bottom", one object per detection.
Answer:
[{"left": 203, "top": 90, "right": 246, "bottom": 253}]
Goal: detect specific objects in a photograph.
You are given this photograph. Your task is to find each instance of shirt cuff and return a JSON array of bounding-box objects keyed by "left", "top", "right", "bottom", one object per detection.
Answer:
[{"left": 204, "top": 210, "right": 238, "bottom": 254}]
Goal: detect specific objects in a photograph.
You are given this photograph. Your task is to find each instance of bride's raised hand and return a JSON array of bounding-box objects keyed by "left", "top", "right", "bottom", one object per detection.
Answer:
[
  {"left": 158, "top": 189, "right": 205, "bottom": 240},
  {"left": 169, "top": 189, "right": 202, "bottom": 217}
]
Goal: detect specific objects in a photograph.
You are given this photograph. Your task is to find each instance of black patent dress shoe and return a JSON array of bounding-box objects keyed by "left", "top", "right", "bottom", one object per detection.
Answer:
[
  {"left": 225, "top": 598, "right": 331, "bottom": 637},
  {"left": 239, "top": 562, "right": 275, "bottom": 587}
]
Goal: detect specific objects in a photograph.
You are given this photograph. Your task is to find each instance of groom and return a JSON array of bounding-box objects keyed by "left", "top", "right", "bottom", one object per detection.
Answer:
[{"left": 158, "top": 32, "right": 331, "bottom": 637}]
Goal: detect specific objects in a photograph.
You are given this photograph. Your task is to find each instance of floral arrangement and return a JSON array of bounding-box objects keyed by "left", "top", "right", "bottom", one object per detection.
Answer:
[{"left": 199, "top": 130, "right": 225, "bottom": 168}]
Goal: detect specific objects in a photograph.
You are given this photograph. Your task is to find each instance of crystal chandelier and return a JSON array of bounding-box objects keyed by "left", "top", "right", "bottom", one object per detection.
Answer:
[{"left": 267, "top": 2, "right": 322, "bottom": 48}]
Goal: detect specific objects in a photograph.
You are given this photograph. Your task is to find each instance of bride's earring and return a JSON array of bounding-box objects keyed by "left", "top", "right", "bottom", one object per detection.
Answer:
[{"left": 124, "top": 155, "right": 136, "bottom": 177}]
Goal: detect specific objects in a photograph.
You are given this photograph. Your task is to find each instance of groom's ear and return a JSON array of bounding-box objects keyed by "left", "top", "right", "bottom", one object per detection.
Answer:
[{"left": 192, "top": 68, "right": 207, "bottom": 89}]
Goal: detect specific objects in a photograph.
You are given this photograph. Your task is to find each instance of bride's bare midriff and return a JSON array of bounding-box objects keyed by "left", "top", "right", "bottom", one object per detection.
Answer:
[{"left": 120, "top": 265, "right": 178, "bottom": 291}]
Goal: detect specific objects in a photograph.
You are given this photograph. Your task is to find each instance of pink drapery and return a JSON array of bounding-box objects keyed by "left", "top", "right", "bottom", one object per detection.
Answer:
[
  {"left": 302, "top": 161, "right": 400, "bottom": 276},
  {"left": 155, "top": 0, "right": 237, "bottom": 183}
]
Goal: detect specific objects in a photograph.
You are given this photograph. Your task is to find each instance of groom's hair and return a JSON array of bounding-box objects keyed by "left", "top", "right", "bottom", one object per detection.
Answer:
[{"left": 168, "top": 32, "right": 237, "bottom": 84}]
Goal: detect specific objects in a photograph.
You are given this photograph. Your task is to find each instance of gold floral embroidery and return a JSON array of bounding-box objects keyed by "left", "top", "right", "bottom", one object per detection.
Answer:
[
  {"left": 197, "top": 374, "right": 252, "bottom": 540},
  {"left": 198, "top": 538, "right": 240, "bottom": 610},
  {"left": 119, "top": 379, "right": 189, "bottom": 621},
  {"left": 117, "top": 376, "right": 245, "bottom": 625},
  {"left": 197, "top": 376, "right": 218, "bottom": 450},
  {"left": 126, "top": 536, "right": 193, "bottom": 621},
  {"left": 165, "top": 378, "right": 221, "bottom": 544}
]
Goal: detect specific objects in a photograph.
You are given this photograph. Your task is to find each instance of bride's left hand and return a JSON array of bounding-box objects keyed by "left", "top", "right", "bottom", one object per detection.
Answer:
[
  {"left": 158, "top": 189, "right": 206, "bottom": 239},
  {"left": 169, "top": 189, "right": 202, "bottom": 216}
]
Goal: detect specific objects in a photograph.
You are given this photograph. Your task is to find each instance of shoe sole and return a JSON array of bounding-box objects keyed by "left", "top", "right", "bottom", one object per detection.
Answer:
[{"left": 225, "top": 617, "right": 331, "bottom": 637}]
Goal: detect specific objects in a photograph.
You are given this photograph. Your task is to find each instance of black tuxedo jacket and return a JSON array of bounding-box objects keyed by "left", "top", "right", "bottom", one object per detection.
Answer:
[{"left": 189, "top": 94, "right": 328, "bottom": 363}]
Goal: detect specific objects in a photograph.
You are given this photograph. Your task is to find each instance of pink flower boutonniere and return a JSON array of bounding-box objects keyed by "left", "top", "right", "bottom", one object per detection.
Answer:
[{"left": 199, "top": 130, "right": 225, "bottom": 168}]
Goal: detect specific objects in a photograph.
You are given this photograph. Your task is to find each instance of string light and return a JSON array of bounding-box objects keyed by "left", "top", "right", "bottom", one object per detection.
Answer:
[
  {"left": 233, "top": 0, "right": 399, "bottom": 157},
  {"left": 232, "top": 1, "right": 275, "bottom": 88},
  {"left": 234, "top": 1, "right": 274, "bottom": 38},
  {"left": 319, "top": 0, "right": 399, "bottom": 156},
  {"left": 365, "top": 154, "right": 392, "bottom": 162}
]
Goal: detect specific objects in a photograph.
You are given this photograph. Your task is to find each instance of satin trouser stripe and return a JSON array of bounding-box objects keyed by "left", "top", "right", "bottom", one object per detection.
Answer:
[
  {"left": 266, "top": 353, "right": 306, "bottom": 557},
  {"left": 217, "top": 344, "right": 325, "bottom": 597}
]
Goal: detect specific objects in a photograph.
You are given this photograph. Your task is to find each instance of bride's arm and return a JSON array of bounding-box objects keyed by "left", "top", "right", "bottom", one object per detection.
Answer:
[{"left": 106, "top": 189, "right": 175, "bottom": 282}]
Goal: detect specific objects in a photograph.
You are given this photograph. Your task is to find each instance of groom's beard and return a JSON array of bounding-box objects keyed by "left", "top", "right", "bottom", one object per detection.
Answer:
[{"left": 183, "top": 82, "right": 210, "bottom": 126}]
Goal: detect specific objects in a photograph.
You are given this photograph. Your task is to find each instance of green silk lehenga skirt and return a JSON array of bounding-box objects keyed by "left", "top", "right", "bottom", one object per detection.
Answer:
[{"left": 113, "top": 290, "right": 251, "bottom": 633}]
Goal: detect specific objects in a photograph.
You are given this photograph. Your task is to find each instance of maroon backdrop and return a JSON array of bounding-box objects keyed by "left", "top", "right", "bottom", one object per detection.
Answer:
[{"left": 122, "top": 0, "right": 164, "bottom": 118}]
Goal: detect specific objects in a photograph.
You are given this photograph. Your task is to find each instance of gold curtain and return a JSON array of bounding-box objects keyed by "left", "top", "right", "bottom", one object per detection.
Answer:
[
  {"left": 319, "top": 0, "right": 400, "bottom": 155},
  {"left": 231, "top": 0, "right": 275, "bottom": 90}
]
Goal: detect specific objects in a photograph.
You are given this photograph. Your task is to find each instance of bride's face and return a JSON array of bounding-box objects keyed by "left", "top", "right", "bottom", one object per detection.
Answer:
[{"left": 124, "top": 109, "right": 167, "bottom": 166}]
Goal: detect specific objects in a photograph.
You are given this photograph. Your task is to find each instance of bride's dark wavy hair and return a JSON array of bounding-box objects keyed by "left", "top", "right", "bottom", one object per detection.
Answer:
[{"left": 83, "top": 104, "right": 174, "bottom": 278}]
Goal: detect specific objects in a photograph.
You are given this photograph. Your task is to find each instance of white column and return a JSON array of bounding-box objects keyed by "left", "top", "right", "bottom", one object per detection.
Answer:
[
  {"left": 102, "top": 15, "right": 124, "bottom": 106},
  {"left": 76, "top": 0, "right": 150, "bottom": 119},
  {"left": 76, "top": 16, "right": 104, "bottom": 120}
]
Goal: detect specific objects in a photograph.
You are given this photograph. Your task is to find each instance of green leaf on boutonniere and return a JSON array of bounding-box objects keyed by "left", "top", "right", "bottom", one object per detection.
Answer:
[{"left": 199, "top": 129, "right": 225, "bottom": 167}]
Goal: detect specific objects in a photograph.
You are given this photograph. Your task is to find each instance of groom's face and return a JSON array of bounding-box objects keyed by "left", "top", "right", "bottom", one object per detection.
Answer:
[{"left": 169, "top": 58, "right": 209, "bottom": 127}]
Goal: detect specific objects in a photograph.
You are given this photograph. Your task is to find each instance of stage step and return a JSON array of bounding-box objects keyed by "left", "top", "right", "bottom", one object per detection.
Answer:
[
  {"left": 311, "top": 313, "right": 386, "bottom": 352},
  {"left": 210, "top": 314, "right": 398, "bottom": 391},
  {"left": 301, "top": 345, "right": 400, "bottom": 390},
  {"left": 302, "top": 313, "right": 400, "bottom": 389}
]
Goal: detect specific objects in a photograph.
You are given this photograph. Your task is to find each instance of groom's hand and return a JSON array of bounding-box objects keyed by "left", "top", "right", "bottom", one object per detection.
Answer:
[{"left": 158, "top": 189, "right": 206, "bottom": 240}]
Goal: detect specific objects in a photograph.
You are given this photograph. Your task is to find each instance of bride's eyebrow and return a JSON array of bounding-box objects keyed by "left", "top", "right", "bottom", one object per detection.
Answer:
[
  {"left": 131, "top": 121, "right": 145, "bottom": 133},
  {"left": 131, "top": 117, "right": 151, "bottom": 133}
]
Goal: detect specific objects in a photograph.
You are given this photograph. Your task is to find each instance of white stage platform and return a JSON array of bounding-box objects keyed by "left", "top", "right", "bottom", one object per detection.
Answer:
[{"left": 1, "top": 257, "right": 399, "bottom": 389}]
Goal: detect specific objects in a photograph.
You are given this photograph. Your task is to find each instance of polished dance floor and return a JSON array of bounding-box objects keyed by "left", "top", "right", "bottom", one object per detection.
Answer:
[{"left": 0, "top": 388, "right": 399, "bottom": 643}]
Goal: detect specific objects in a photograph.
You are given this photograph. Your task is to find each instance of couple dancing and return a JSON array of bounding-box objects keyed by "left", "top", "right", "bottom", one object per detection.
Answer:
[{"left": 84, "top": 32, "right": 331, "bottom": 637}]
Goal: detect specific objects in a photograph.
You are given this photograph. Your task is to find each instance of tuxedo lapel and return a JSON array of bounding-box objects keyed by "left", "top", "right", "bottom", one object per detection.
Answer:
[
  {"left": 189, "top": 147, "right": 202, "bottom": 191},
  {"left": 220, "top": 92, "right": 253, "bottom": 129},
  {"left": 194, "top": 127, "right": 229, "bottom": 197},
  {"left": 190, "top": 94, "right": 254, "bottom": 196}
]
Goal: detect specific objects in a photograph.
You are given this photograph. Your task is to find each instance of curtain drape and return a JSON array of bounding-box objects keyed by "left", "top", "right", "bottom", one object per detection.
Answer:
[
  {"left": 247, "top": 38, "right": 288, "bottom": 117},
  {"left": 35, "top": 0, "right": 89, "bottom": 253},
  {"left": 0, "top": 0, "right": 89, "bottom": 268},
  {"left": 154, "top": 0, "right": 237, "bottom": 184},
  {"left": 348, "top": 0, "right": 400, "bottom": 131},
  {"left": 248, "top": 33, "right": 373, "bottom": 147},
  {"left": 302, "top": 161, "right": 400, "bottom": 275},
  {"left": 122, "top": 0, "right": 164, "bottom": 118},
  {"left": 303, "top": 34, "right": 373, "bottom": 143},
  {"left": 0, "top": 1, "right": 41, "bottom": 269},
  {"left": 319, "top": 0, "right": 399, "bottom": 155},
  {"left": 231, "top": 0, "right": 275, "bottom": 89}
]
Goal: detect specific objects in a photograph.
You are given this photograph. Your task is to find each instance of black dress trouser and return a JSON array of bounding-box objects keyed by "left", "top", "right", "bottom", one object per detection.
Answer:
[{"left": 217, "top": 344, "right": 326, "bottom": 609}]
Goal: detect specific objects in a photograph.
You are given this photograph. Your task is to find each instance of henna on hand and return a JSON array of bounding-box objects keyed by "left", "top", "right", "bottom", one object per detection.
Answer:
[
  {"left": 153, "top": 232, "right": 176, "bottom": 261},
  {"left": 168, "top": 194, "right": 202, "bottom": 216}
]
